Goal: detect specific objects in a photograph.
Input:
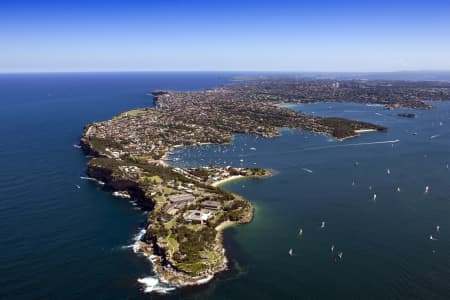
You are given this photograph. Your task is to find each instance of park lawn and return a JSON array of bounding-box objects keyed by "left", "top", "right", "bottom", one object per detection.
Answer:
[
  {"left": 149, "top": 175, "right": 163, "bottom": 184},
  {"left": 163, "top": 187, "right": 176, "bottom": 195},
  {"left": 114, "top": 109, "right": 146, "bottom": 119},
  {"left": 153, "top": 195, "right": 166, "bottom": 204},
  {"left": 167, "top": 236, "right": 179, "bottom": 254}
]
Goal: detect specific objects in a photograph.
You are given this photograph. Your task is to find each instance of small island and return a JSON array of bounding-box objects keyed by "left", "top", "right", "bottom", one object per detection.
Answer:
[{"left": 80, "top": 78, "right": 450, "bottom": 288}]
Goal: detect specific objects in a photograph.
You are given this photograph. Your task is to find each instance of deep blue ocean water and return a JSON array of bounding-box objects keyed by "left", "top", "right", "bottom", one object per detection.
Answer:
[{"left": 1, "top": 73, "right": 450, "bottom": 299}]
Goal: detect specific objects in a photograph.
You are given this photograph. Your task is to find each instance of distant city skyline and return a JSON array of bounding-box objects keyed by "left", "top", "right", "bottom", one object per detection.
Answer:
[{"left": 1, "top": 0, "right": 450, "bottom": 72}]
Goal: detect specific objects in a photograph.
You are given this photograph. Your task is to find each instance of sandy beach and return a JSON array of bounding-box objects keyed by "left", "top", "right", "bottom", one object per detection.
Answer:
[
  {"left": 211, "top": 175, "right": 244, "bottom": 187},
  {"left": 215, "top": 220, "right": 236, "bottom": 231}
]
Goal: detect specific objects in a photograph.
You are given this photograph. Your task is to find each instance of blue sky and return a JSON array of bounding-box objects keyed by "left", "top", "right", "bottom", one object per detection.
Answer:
[{"left": 1, "top": 0, "right": 450, "bottom": 72}]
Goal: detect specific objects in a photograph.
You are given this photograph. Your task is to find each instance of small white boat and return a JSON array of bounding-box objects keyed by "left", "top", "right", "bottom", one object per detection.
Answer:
[
  {"left": 302, "top": 168, "right": 313, "bottom": 174},
  {"left": 288, "top": 248, "right": 294, "bottom": 256},
  {"left": 338, "top": 252, "right": 343, "bottom": 259},
  {"left": 331, "top": 245, "right": 335, "bottom": 253},
  {"left": 373, "top": 193, "right": 377, "bottom": 201},
  {"left": 321, "top": 221, "right": 326, "bottom": 229},
  {"left": 397, "top": 187, "right": 401, "bottom": 192},
  {"left": 425, "top": 186, "right": 429, "bottom": 194},
  {"left": 75, "top": 184, "right": 80, "bottom": 189},
  {"left": 387, "top": 168, "right": 391, "bottom": 175},
  {"left": 436, "top": 225, "right": 440, "bottom": 232}
]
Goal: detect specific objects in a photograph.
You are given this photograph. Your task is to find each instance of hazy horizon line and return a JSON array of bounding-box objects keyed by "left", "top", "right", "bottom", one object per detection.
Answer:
[{"left": 2, "top": 69, "right": 450, "bottom": 75}]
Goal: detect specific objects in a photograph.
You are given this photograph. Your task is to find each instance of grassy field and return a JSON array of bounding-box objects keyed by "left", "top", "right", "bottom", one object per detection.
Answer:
[
  {"left": 149, "top": 175, "right": 163, "bottom": 184},
  {"left": 114, "top": 109, "right": 146, "bottom": 119},
  {"left": 153, "top": 195, "right": 165, "bottom": 203},
  {"left": 163, "top": 187, "right": 176, "bottom": 195},
  {"left": 167, "top": 236, "right": 179, "bottom": 254}
]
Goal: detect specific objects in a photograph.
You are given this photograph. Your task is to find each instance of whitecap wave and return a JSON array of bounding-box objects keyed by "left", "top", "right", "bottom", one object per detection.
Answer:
[
  {"left": 132, "top": 229, "right": 147, "bottom": 253},
  {"left": 80, "top": 176, "right": 105, "bottom": 185},
  {"left": 137, "top": 276, "right": 175, "bottom": 294},
  {"left": 129, "top": 228, "right": 177, "bottom": 294},
  {"left": 119, "top": 228, "right": 147, "bottom": 251}
]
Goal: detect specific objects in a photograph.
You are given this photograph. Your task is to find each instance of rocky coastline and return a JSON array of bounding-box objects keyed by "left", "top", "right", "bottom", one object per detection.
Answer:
[{"left": 80, "top": 136, "right": 260, "bottom": 288}]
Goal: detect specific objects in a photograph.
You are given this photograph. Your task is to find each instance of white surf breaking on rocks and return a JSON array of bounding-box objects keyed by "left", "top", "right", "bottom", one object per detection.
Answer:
[
  {"left": 80, "top": 176, "right": 105, "bottom": 185},
  {"left": 120, "top": 228, "right": 145, "bottom": 250},
  {"left": 132, "top": 229, "right": 147, "bottom": 252},
  {"left": 123, "top": 228, "right": 176, "bottom": 294},
  {"left": 137, "top": 276, "right": 176, "bottom": 294}
]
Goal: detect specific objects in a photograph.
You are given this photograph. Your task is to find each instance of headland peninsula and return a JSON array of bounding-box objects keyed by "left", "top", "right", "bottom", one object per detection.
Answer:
[{"left": 80, "top": 78, "right": 450, "bottom": 288}]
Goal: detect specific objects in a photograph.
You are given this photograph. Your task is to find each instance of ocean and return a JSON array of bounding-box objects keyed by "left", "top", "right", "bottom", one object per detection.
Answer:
[{"left": 1, "top": 73, "right": 450, "bottom": 299}]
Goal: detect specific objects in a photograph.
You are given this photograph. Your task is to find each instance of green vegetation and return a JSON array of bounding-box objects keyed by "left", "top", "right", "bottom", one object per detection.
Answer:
[
  {"left": 167, "top": 236, "right": 179, "bottom": 254},
  {"left": 88, "top": 137, "right": 123, "bottom": 154},
  {"left": 153, "top": 195, "right": 165, "bottom": 203},
  {"left": 114, "top": 109, "right": 146, "bottom": 119},
  {"left": 321, "top": 117, "right": 385, "bottom": 139},
  {"left": 188, "top": 168, "right": 210, "bottom": 179},
  {"left": 90, "top": 156, "right": 196, "bottom": 185},
  {"left": 90, "top": 156, "right": 123, "bottom": 170},
  {"left": 171, "top": 226, "right": 217, "bottom": 274},
  {"left": 163, "top": 187, "right": 176, "bottom": 195},
  {"left": 149, "top": 175, "right": 163, "bottom": 184}
]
